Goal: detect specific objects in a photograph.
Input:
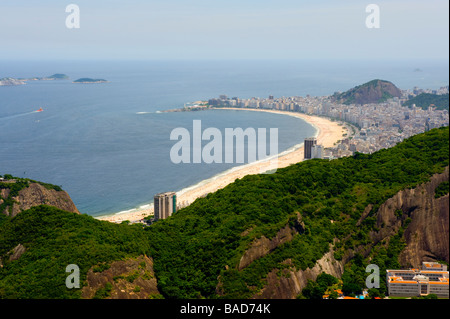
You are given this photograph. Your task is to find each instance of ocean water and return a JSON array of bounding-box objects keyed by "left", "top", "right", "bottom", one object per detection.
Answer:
[{"left": 0, "top": 60, "right": 448, "bottom": 217}]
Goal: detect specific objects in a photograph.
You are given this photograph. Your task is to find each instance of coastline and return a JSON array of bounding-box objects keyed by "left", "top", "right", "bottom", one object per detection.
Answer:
[{"left": 96, "top": 108, "right": 347, "bottom": 223}]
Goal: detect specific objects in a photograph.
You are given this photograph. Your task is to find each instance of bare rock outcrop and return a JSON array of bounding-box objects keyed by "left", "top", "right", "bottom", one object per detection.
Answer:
[
  {"left": 3, "top": 182, "right": 80, "bottom": 217},
  {"left": 0, "top": 244, "right": 27, "bottom": 267},
  {"left": 366, "top": 166, "right": 449, "bottom": 267},
  {"left": 238, "top": 212, "right": 305, "bottom": 270},
  {"left": 254, "top": 248, "right": 344, "bottom": 299},
  {"left": 333, "top": 79, "right": 402, "bottom": 105},
  {"left": 398, "top": 168, "right": 449, "bottom": 267},
  {"left": 81, "top": 255, "right": 160, "bottom": 299},
  {"left": 9, "top": 244, "right": 26, "bottom": 261}
]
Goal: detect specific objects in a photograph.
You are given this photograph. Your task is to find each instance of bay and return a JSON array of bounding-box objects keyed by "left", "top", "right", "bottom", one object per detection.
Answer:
[{"left": 0, "top": 59, "right": 447, "bottom": 216}]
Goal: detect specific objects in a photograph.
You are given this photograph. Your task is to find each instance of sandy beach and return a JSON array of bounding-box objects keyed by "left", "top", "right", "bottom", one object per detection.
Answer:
[{"left": 96, "top": 108, "right": 347, "bottom": 223}]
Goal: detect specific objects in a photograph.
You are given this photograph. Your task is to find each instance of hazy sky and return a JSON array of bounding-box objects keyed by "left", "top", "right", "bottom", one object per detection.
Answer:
[{"left": 0, "top": 0, "right": 448, "bottom": 61}]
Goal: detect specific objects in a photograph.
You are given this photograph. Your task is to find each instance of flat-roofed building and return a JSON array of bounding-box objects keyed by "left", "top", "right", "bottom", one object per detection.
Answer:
[
  {"left": 304, "top": 137, "right": 317, "bottom": 159},
  {"left": 154, "top": 192, "right": 177, "bottom": 221},
  {"left": 311, "top": 144, "right": 324, "bottom": 159},
  {"left": 422, "top": 262, "right": 447, "bottom": 272},
  {"left": 387, "top": 262, "right": 449, "bottom": 297}
]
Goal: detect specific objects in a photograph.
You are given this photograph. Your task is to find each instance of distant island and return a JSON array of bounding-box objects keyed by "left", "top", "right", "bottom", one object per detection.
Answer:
[
  {"left": 17, "top": 73, "right": 70, "bottom": 81},
  {"left": 0, "top": 78, "right": 25, "bottom": 86},
  {"left": 73, "top": 78, "right": 108, "bottom": 84},
  {"left": 1, "top": 74, "right": 110, "bottom": 86},
  {"left": 46, "top": 74, "right": 69, "bottom": 80},
  {"left": 0, "top": 74, "right": 69, "bottom": 86}
]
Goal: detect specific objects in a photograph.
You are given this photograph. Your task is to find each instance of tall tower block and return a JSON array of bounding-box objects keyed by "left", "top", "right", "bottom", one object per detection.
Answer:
[
  {"left": 304, "top": 137, "right": 317, "bottom": 159},
  {"left": 154, "top": 192, "right": 177, "bottom": 221}
]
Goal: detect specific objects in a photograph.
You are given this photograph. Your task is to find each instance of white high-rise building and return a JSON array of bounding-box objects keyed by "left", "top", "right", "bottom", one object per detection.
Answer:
[{"left": 311, "top": 145, "right": 324, "bottom": 159}]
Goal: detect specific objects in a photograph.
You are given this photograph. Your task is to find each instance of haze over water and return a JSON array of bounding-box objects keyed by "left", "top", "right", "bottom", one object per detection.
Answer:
[{"left": 0, "top": 60, "right": 448, "bottom": 216}]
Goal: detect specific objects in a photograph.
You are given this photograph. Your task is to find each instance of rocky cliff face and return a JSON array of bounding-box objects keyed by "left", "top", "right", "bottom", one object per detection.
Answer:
[
  {"left": 370, "top": 167, "right": 449, "bottom": 267},
  {"left": 81, "top": 255, "right": 160, "bottom": 299},
  {"left": 247, "top": 167, "right": 449, "bottom": 299},
  {"left": 1, "top": 182, "right": 80, "bottom": 217},
  {"left": 349, "top": 166, "right": 449, "bottom": 269},
  {"left": 253, "top": 248, "right": 344, "bottom": 299},
  {"left": 232, "top": 212, "right": 342, "bottom": 299}
]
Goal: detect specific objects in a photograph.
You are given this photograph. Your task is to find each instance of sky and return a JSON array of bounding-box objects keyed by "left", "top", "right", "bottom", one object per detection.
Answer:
[{"left": 0, "top": 0, "right": 448, "bottom": 61}]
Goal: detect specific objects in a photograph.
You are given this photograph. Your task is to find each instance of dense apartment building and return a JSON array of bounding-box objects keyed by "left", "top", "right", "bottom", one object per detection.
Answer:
[
  {"left": 387, "top": 262, "right": 449, "bottom": 297},
  {"left": 154, "top": 192, "right": 177, "bottom": 221},
  {"left": 303, "top": 138, "right": 324, "bottom": 160},
  {"left": 304, "top": 137, "right": 317, "bottom": 159},
  {"left": 311, "top": 144, "right": 324, "bottom": 159},
  {"left": 207, "top": 86, "right": 449, "bottom": 160}
]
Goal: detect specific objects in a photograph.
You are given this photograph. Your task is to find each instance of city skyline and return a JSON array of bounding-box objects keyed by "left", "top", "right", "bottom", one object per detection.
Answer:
[{"left": 208, "top": 83, "right": 449, "bottom": 159}]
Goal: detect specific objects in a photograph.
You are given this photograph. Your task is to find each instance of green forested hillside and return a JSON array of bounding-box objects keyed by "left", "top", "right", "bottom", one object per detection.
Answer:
[
  {"left": 332, "top": 79, "right": 402, "bottom": 105},
  {"left": 403, "top": 93, "right": 449, "bottom": 110},
  {"left": 0, "top": 206, "right": 150, "bottom": 298},
  {"left": 0, "top": 127, "right": 448, "bottom": 299},
  {"left": 147, "top": 126, "right": 449, "bottom": 298}
]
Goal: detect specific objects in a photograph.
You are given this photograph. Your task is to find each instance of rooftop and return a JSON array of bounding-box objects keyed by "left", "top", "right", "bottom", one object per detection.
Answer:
[{"left": 424, "top": 263, "right": 443, "bottom": 268}]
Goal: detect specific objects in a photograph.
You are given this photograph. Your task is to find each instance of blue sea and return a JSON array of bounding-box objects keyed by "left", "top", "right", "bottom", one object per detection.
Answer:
[{"left": 0, "top": 60, "right": 448, "bottom": 217}]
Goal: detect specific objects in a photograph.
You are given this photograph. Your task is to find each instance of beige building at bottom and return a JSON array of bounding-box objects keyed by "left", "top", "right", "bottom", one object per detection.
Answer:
[{"left": 387, "top": 262, "right": 449, "bottom": 298}]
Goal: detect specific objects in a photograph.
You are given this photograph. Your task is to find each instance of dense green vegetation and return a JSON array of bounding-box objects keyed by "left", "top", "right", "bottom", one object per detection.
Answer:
[
  {"left": 297, "top": 273, "right": 339, "bottom": 299},
  {"left": 0, "top": 127, "right": 448, "bottom": 299},
  {"left": 340, "top": 218, "right": 411, "bottom": 297},
  {"left": 0, "top": 206, "right": 150, "bottom": 298},
  {"left": 403, "top": 93, "right": 449, "bottom": 110},
  {"left": 0, "top": 174, "right": 62, "bottom": 192},
  {"left": 147, "top": 127, "right": 449, "bottom": 299},
  {"left": 435, "top": 181, "right": 449, "bottom": 198}
]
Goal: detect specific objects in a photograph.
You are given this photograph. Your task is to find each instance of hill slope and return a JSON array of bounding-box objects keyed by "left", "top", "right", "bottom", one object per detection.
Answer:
[
  {"left": 0, "top": 205, "right": 157, "bottom": 298},
  {"left": 332, "top": 79, "right": 402, "bottom": 105},
  {"left": 0, "top": 127, "right": 448, "bottom": 299},
  {"left": 403, "top": 93, "right": 449, "bottom": 110},
  {"left": 147, "top": 127, "right": 448, "bottom": 298}
]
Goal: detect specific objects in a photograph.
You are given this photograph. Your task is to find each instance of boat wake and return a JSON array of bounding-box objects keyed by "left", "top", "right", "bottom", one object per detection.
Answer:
[{"left": 0, "top": 109, "right": 43, "bottom": 121}]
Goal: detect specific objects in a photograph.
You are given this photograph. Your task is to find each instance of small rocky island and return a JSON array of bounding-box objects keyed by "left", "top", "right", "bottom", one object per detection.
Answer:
[
  {"left": 0, "top": 78, "right": 25, "bottom": 86},
  {"left": 73, "top": 78, "right": 108, "bottom": 84},
  {"left": 0, "top": 74, "right": 69, "bottom": 86},
  {"left": 45, "top": 74, "right": 69, "bottom": 80}
]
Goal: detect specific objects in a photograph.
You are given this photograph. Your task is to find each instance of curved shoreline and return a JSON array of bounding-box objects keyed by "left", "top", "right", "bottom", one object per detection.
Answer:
[{"left": 96, "top": 108, "right": 347, "bottom": 223}]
